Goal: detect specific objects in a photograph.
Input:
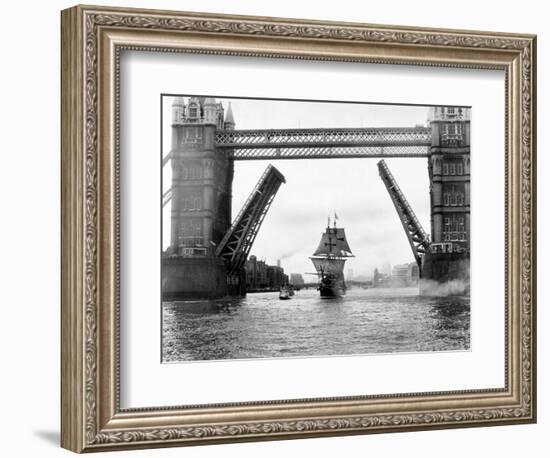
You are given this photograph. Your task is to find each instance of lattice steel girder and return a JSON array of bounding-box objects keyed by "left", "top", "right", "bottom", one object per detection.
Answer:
[
  {"left": 217, "top": 127, "right": 430, "bottom": 159},
  {"left": 216, "top": 127, "right": 432, "bottom": 150},
  {"left": 230, "top": 145, "right": 429, "bottom": 160},
  {"left": 377, "top": 159, "right": 430, "bottom": 267},
  {"left": 216, "top": 164, "right": 286, "bottom": 274}
]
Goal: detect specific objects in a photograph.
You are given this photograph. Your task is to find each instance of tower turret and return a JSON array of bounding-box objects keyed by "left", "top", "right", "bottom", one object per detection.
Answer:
[
  {"left": 172, "top": 97, "right": 185, "bottom": 125},
  {"left": 203, "top": 97, "right": 218, "bottom": 125},
  {"left": 224, "top": 102, "right": 235, "bottom": 130}
]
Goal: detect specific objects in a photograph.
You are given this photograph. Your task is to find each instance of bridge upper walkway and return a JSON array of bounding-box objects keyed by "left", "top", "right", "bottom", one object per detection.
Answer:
[
  {"left": 162, "top": 126, "right": 431, "bottom": 166},
  {"left": 216, "top": 126, "right": 431, "bottom": 160}
]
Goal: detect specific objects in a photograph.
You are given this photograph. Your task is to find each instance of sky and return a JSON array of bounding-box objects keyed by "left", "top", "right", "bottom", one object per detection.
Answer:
[{"left": 162, "top": 96, "right": 431, "bottom": 279}]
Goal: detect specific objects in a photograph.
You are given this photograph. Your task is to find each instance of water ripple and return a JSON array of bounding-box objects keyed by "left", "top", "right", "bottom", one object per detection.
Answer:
[{"left": 162, "top": 287, "right": 470, "bottom": 362}]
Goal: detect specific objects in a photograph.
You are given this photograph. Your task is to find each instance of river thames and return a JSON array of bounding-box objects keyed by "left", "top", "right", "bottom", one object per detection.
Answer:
[{"left": 162, "top": 287, "right": 470, "bottom": 363}]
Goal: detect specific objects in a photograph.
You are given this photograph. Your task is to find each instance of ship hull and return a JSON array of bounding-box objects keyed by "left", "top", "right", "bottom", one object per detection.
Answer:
[
  {"left": 318, "top": 275, "right": 346, "bottom": 298},
  {"left": 319, "top": 284, "right": 345, "bottom": 298}
]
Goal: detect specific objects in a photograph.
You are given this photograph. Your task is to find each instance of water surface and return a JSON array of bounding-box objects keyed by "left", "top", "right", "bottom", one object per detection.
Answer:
[{"left": 162, "top": 287, "right": 470, "bottom": 362}]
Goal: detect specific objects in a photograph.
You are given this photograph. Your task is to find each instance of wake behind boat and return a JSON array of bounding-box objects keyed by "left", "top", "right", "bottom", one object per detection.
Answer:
[{"left": 310, "top": 215, "right": 354, "bottom": 298}]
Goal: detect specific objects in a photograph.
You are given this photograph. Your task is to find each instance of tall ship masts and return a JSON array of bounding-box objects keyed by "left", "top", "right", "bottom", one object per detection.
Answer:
[{"left": 310, "top": 215, "right": 354, "bottom": 298}]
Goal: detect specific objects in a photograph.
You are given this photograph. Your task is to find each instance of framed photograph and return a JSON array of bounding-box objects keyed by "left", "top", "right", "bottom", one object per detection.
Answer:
[{"left": 61, "top": 4, "right": 537, "bottom": 453}]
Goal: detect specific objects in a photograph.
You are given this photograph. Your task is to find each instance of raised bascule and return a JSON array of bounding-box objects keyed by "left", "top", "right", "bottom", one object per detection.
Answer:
[
  {"left": 377, "top": 159, "right": 431, "bottom": 268},
  {"left": 162, "top": 97, "right": 470, "bottom": 299}
]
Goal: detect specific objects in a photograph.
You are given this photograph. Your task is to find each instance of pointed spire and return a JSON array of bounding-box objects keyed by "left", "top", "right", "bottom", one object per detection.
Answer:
[
  {"left": 224, "top": 102, "right": 235, "bottom": 129},
  {"left": 171, "top": 96, "right": 185, "bottom": 125}
]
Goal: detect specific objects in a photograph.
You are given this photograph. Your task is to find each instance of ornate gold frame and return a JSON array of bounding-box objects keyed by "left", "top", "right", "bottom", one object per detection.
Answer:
[{"left": 61, "top": 4, "right": 537, "bottom": 453}]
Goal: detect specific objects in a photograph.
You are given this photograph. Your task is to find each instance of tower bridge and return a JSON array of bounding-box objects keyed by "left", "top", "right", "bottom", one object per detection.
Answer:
[{"left": 162, "top": 96, "right": 470, "bottom": 300}]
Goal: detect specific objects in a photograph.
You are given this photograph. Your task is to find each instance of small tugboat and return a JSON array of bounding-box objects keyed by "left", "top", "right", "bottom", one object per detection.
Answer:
[
  {"left": 279, "top": 285, "right": 292, "bottom": 300},
  {"left": 310, "top": 215, "right": 354, "bottom": 298}
]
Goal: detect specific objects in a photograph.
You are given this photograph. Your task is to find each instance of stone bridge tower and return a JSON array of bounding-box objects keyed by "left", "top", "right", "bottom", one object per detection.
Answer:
[
  {"left": 163, "top": 97, "right": 235, "bottom": 299},
  {"left": 428, "top": 106, "right": 471, "bottom": 249},
  {"left": 422, "top": 106, "right": 471, "bottom": 287},
  {"left": 168, "top": 97, "right": 235, "bottom": 257}
]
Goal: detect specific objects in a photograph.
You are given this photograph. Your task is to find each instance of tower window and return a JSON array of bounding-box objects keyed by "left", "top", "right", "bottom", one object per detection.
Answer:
[
  {"left": 442, "top": 123, "right": 463, "bottom": 138},
  {"left": 443, "top": 214, "right": 468, "bottom": 243},
  {"left": 179, "top": 220, "right": 203, "bottom": 246},
  {"left": 450, "top": 193, "right": 457, "bottom": 205},
  {"left": 443, "top": 184, "right": 465, "bottom": 207},
  {"left": 457, "top": 163, "right": 463, "bottom": 175},
  {"left": 188, "top": 103, "right": 199, "bottom": 119}
]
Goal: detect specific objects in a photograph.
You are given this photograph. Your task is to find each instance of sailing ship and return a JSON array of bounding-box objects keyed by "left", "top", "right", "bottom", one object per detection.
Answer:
[{"left": 310, "top": 215, "right": 354, "bottom": 298}]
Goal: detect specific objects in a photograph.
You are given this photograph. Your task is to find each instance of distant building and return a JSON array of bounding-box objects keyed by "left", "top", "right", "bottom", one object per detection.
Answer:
[
  {"left": 347, "top": 269, "right": 354, "bottom": 281},
  {"left": 244, "top": 255, "right": 267, "bottom": 289},
  {"left": 290, "top": 273, "right": 305, "bottom": 286},
  {"left": 267, "top": 265, "right": 286, "bottom": 289},
  {"left": 244, "top": 255, "right": 288, "bottom": 291},
  {"left": 390, "top": 264, "right": 410, "bottom": 287},
  {"left": 410, "top": 263, "right": 420, "bottom": 284},
  {"left": 374, "top": 262, "right": 419, "bottom": 288},
  {"left": 373, "top": 268, "right": 390, "bottom": 287}
]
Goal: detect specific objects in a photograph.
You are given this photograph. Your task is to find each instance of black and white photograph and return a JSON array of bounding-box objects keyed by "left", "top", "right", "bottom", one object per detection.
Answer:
[
  {"left": 161, "top": 96, "right": 471, "bottom": 363},
  {"left": 1, "top": 0, "right": 541, "bottom": 454}
]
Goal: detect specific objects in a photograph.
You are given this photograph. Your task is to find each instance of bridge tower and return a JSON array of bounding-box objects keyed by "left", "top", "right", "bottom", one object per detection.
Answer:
[
  {"left": 163, "top": 97, "right": 235, "bottom": 299},
  {"left": 422, "top": 106, "right": 471, "bottom": 288},
  {"left": 428, "top": 106, "right": 471, "bottom": 247},
  {"left": 168, "top": 97, "right": 234, "bottom": 256}
]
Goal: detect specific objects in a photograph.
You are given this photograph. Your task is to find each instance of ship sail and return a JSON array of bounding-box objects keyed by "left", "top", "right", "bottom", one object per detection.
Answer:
[
  {"left": 310, "top": 257, "right": 346, "bottom": 274},
  {"left": 312, "top": 227, "right": 353, "bottom": 258}
]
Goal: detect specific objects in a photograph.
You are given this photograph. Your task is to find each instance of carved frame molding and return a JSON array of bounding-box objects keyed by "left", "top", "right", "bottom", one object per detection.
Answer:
[{"left": 61, "top": 5, "right": 536, "bottom": 453}]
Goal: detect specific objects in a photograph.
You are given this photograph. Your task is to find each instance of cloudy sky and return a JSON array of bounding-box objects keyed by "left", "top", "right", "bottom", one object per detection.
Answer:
[{"left": 163, "top": 96, "right": 431, "bottom": 279}]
